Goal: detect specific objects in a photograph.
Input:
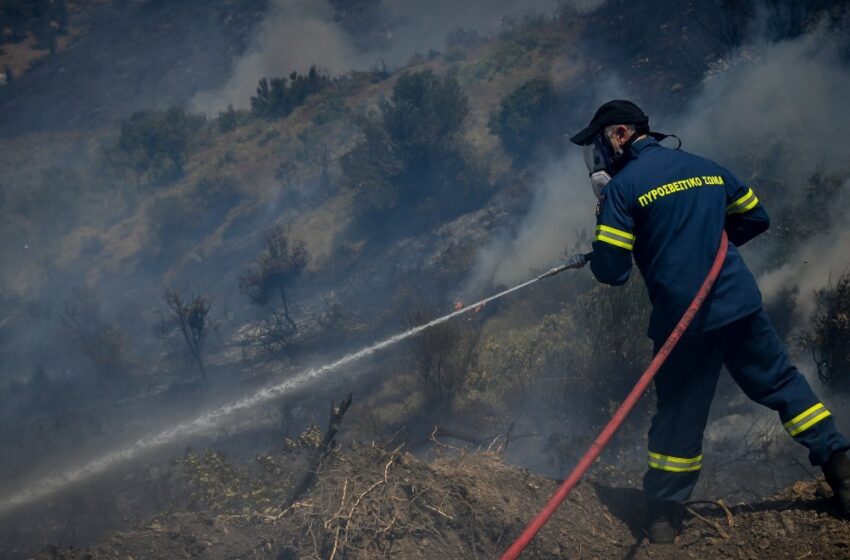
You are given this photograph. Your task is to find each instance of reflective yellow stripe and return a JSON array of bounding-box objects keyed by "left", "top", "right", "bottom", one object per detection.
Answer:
[
  {"left": 786, "top": 403, "right": 825, "bottom": 426},
  {"left": 648, "top": 451, "right": 702, "bottom": 472},
  {"left": 648, "top": 452, "right": 702, "bottom": 464},
  {"left": 784, "top": 403, "right": 831, "bottom": 437},
  {"left": 595, "top": 225, "right": 635, "bottom": 251},
  {"left": 596, "top": 225, "right": 636, "bottom": 241},
  {"left": 727, "top": 188, "right": 759, "bottom": 214},
  {"left": 741, "top": 196, "right": 759, "bottom": 212},
  {"left": 795, "top": 411, "right": 832, "bottom": 435},
  {"left": 648, "top": 462, "right": 702, "bottom": 473}
]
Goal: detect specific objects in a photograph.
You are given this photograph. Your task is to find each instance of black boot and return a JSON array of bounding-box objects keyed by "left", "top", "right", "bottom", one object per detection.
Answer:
[
  {"left": 646, "top": 500, "right": 680, "bottom": 544},
  {"left": 823, "top": 450, "right": 850, "bottom": 515}
]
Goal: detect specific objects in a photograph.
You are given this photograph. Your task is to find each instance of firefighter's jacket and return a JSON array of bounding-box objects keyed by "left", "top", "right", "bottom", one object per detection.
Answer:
[{"left": 590, "top": 137, "right": 770, "bottom": 341}]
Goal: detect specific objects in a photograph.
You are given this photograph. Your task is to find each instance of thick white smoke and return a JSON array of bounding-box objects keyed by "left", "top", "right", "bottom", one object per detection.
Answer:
[
  {"left": 467, "top": 31, "right": 850, "bottom": 322},
  {"left": 675, "top": 34, "right": 850, "bottom": 192},
  {"left": 465, "top": 153, "right": 596, "bottom": 292},
  {"left": 192, "top": 0, "right": 605, "bottom": 112},
  {"left": 671, "top": 34, "right": 850, "bottom": 318},
  {"left": 759, "top": 192, "right": 850, "bottom": 320},
  {"left": 191, "top": 0, "right": 364, "bottom": 112}
]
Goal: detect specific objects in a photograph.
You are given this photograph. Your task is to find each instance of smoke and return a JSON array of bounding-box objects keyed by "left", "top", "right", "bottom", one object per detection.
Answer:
[
  {"left": 462, "top": 73, "right": 632, "bottom": 294},
  {"left": 759, "top": 190, "right": 850, "bottom": 319},
  {"left": 466, "top": 30, "right": 850, "bottom": 321},
  {"left": 465, "top": 154, "right": 596, "bottom": 292},
  {"left": 376, "top": 0, "right": 588, "bottom": 62},
  {"left": 191, "top": 0, "right": 365, "bottom": 112},
  {"left": 191, "top": 0, "right": 602, "bottom": 112},
  {"left": 0, "top": 269, "right": 540, "bottom": 514},
  {"left": 674, "top": 34, "right": 850, "bottom": 190},
  {"left": 671, "top": 33, "right": 850, "bottom": 318}
]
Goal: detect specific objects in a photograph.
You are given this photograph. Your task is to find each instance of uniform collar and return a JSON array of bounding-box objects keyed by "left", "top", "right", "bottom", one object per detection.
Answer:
[{"left": 628, "top": 136, "right": 658, "bottom": 157}]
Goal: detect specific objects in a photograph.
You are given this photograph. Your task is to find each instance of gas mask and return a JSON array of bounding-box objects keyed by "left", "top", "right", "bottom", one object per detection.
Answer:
[
  {"left": 582, "top": 131, "right": 619, "bottom": 200},
  {"left": 581, "top": 129, "right": 680, "bottom": 200}
]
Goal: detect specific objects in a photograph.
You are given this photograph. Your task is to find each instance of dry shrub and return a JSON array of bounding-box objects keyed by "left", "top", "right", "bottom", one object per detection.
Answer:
[
  {"left": 162, "top": 289, "right": 212, "bottom": 384},
  {"left": 561, "top": 274, "right": 654, "bottom": 404},
  {"left": 60, "top": 286, "right": 130, "bottom": 381},
  {"left": 280, "top": 447, "right": 509, "bottom": 559},
  {"left": 180, "top": 425, "right": 328, "bottom": 518},
  {"left": 808, "top": 270, "right": 850, "bottom": 393},
  {"left": 405, "top": 306, "right": 481, "bottom": 415},
  {"left": 468, "top": 274, "right": 652, "bottom": 423},
  {"left": 240, "top": 225, "right": 309, "bottom": 326}
]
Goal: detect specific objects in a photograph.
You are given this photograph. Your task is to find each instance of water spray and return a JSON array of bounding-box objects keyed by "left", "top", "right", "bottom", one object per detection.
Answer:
[{"left": 0, "top": 254, "right": 590, "bottom": 515}]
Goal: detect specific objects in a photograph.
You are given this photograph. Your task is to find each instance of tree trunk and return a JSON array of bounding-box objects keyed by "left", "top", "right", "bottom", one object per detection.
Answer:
[
  {"left": 283, "top": 393, "right": 353, "bottom": 508},
  {"left": 279, "top": 287, "right": 298, "bottom": 332}
]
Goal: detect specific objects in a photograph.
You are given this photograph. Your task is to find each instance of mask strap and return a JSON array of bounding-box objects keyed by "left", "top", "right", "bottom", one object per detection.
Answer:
[{"left": 649, "top": 131, "right": 682, "bottom": 149}]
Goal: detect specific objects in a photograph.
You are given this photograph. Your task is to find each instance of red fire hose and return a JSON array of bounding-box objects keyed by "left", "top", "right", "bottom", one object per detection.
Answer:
[{"left": 500, "top": 231, "right": 729, "bottom": 560}]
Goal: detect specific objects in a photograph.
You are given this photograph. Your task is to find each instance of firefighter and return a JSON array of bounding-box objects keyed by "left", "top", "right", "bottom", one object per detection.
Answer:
[{"left": 570, "top": 100, "right": 850, "bottom": 543}]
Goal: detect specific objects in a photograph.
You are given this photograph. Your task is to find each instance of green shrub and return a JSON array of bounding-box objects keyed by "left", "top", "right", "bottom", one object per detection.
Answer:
[
  {"left": 193, "top": 174, "right": 244, "bottom": 216},
  {"left": 250, "top": 66, "right": 331, "bottom": 120},
  {"left": 312, "top": 96, "right": 348, "bottom": 126},
  {"left": 116, "top": 107, "right": 207, "bottom": 185},
  {"left": 382, "top": 69, "right": 469, "bottom": 163},
  {"left": 216, "top": 104, "right": 249, "bottom": 133},
  {"left": 342, "top": 69, "right": 485, "bottom": 228},
  {"left": 340, "top": 118, "right": 404, "bottom": 212},
  {"left": 239, "top": 225, "right": 309, "bottom": 332},
  {"left": 471, "top": 275, "right": 653, "bottom": 423},
  {"left": 489, "top": 77, "right": 567, "bottom": 165},
  {"left": 405, "top": 306, "right": 478, "bottom": 414},
  {"left": 148, "top": 175, "right": 243, "bottom": 256}
]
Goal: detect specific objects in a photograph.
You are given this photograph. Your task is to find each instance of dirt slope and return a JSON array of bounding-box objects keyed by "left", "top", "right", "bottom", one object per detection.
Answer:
[{"left": 34, "top": 447, "right": 850, "bottom": 560}]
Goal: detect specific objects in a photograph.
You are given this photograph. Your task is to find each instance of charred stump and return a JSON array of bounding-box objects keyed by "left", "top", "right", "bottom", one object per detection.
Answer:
[{"left": 283, "top": 393, "right": 353, "bottom": 508}]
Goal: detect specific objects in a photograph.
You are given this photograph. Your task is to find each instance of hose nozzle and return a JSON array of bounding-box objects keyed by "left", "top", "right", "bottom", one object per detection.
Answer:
[{"left": 537, "top": 253, "right": 591, "bottom": 280}]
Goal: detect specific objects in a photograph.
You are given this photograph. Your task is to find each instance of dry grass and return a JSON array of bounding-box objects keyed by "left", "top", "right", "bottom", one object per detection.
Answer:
[
  {"left": 0, "top": 36, "right": 50, "bottom": 80},
  {"left": 292, "top": 190, "right": 354, "bottom": 271}
]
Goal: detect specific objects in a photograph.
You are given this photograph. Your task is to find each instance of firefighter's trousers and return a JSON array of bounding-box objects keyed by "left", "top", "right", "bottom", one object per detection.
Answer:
[{"left": 643, "top": 309, "right": 850, "bottom": 503}]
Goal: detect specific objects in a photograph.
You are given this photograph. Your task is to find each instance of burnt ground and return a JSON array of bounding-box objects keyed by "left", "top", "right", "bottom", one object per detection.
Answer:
[{"left": 33, "top": 446, "right": 850, "bottom": 560}]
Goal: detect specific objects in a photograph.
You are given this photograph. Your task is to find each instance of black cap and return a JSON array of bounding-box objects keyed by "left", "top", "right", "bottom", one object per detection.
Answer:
[{"left": 569, "top": 99, "right": 649, "bottom": 146}]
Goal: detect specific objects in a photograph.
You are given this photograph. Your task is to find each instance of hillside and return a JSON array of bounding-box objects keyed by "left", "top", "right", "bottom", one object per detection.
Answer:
[
  {"left": 1, "top": 0, "right": 850, "bottom": 558},
  {"left": 0, "top": 0, "right": 267, "bottom": 135},
  {"left": 33, "top": 447, "right": 850, "bottom": 560}
]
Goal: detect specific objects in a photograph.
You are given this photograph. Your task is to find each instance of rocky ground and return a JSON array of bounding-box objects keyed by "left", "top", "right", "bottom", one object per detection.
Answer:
[{"left": 33, "top": 446, "right": 850, "bottom": 560}]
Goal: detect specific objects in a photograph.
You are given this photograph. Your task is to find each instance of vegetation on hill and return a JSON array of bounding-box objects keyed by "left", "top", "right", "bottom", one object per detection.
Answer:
[
  {"left": 807, "top": 270, "right": 850, "bottom": 393},
  {"left": 115, "top": 108, "right": 209, "bottom": 186},
  {"left": 1, "top": 1, "right": 850, "bottom": 557},
  {"left": 489, "top": 77, "right": 568, "bottom": 165},
  {"left": 250, "top": 66, "right": 332, "bottom": 121},
  {"left": 342, "top": 68, "right": 487, "bottom": 230}
]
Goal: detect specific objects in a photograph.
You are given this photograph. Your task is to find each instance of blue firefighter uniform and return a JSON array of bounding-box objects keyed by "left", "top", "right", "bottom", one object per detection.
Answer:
[{"left": 591, "top": 136, "right": 850, "bottom": 503}]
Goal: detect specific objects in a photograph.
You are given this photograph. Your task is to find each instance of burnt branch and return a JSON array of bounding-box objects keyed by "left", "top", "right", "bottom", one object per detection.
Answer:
[
  {"left": 163, "top": 288, "right": 212, "bottom": 384},
  {"left": 284, "top": 393, "right": 353, "bottom": 508}
]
